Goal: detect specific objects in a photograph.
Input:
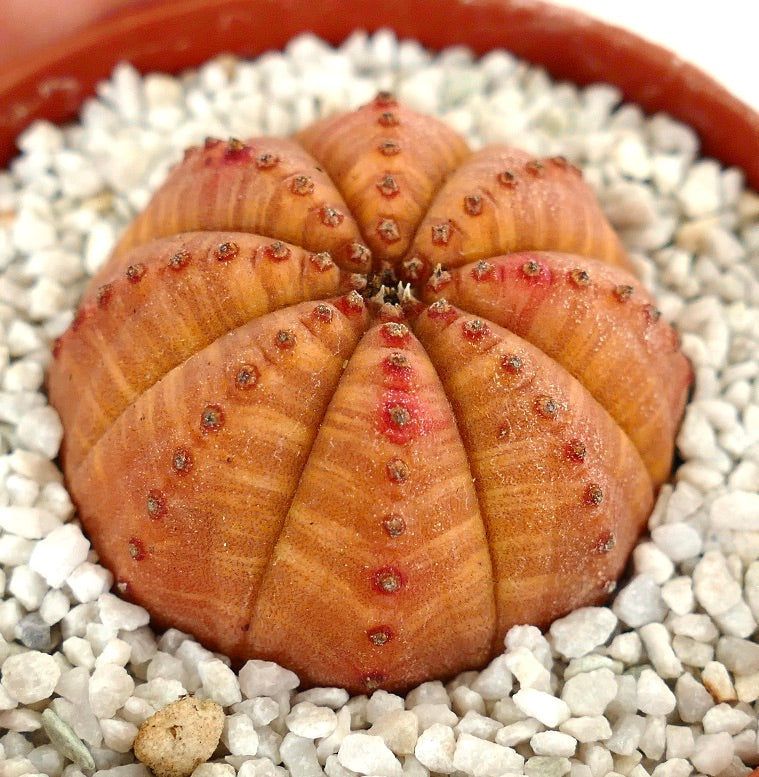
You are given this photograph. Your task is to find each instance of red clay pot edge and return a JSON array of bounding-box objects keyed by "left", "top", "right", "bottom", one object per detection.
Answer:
[{"left": 0, "top": 0, "right": 758, "bottom": 189}]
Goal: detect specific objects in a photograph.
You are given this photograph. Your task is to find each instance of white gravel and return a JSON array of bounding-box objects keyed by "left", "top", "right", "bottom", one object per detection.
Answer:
[{"left": 0, "top": 28, "right": 758, "bottom": 776}]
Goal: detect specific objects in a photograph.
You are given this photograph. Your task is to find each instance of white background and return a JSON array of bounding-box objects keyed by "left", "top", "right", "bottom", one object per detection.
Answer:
[{"left": 551, "top": 1, "right": 756, "bottom": 110}]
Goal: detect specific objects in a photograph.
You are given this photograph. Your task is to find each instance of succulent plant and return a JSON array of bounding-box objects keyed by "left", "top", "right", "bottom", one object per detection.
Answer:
[{"left": 48, "top": 94, "right": 692, "bottom": 693}]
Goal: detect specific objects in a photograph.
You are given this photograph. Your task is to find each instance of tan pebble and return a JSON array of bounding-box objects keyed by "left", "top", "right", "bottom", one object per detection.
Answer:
[{"left": 133, "top": 695, "right": 224, "bottom": 777}]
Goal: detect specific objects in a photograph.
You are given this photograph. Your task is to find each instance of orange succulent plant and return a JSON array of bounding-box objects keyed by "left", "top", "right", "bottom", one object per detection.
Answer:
[{"left": 48, "top": 94, "right": 692, "bottom": 693}]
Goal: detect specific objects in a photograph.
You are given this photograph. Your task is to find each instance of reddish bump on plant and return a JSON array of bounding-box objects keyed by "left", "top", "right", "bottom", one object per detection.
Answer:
[
  {"left": 497, "top": 170, "right": 517, "bottom": 188},
  {"left": 171, "top": 448, "right": 193, "bottom": 475},
  {"left": 372, "top": 566, "right": 405, "bottom": 594},
  {"left": 290, "top": 175, "right": 315, "bottom": 195},
  {"left": 382, "top": 514, "right": 406, "bottom": 537},
  {"left": 565, "top": 438, "right": 588, "bottom": 463},
  {"left": 169, "top": 249, "right": 191, "bottom": 270},
  {"left": 584, "top": 483, "right": 605, "bottom": 506},
  {"left": 367, "top": 626, "right": 394, "bottom": 645},
  {"left": 146, "top": 489, "right": 167, "bottom": 520},
  {"left": 501, "top": 354, "right": 524, "bottom": 374},
  {"left": 378, "top": 112, "right": 400, "bottom": 127},
  {"left": 48, "top": 96, "right": 692, "bottom": 694},
  {"left": 200, "top": 404, "right": 224, "bottom": 433},
  {"left": 569, "top": 268, "right": 591, "bottom": 287},
  {"left": 235, "top": 364, "right": 260, "bottom": 389},
  {"left": 377, "top": 174, "right": 400, "bottom": 197},
  {"left": 378, "top": 139, "right": 401, "bottom": 156},
  {"left": 96, "top": 284, "right": 113, "bottom": 307},
  {"left": 385, "top": 457, "right": 410, "bottom": 484},
  {"left": 214, "top": 241, "right": 239, "bottom": 262},
  {"left": 312, "top": 303, "right": 335, "bottom": 323},
  {"left": 126, "top": 263, "right": 147, "bottom": 283},
  {"left": 264, "top": 241, "right": 291, "bottom": 261},
  {"left": 309, "top": 251, "right": 334, "bottom": 271},
  {"left": 463, "top": 194, "right": 483, "bottom": 216},
  {"left": 255, "top": 151, "right": 279, "bottom": 169},
  {"left": 320, "top": 207, "right": 345, "bottom": 227}
]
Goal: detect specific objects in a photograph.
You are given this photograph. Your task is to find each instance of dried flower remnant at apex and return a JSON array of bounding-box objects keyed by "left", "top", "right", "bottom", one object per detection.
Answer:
[{"left": 47, "top": 94, "right": 692, "bottom": 693}]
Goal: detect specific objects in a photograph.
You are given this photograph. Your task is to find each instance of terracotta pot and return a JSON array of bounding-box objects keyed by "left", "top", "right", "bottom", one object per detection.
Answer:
[{"left": 0, "top": 0, "right": 758, "bottom": 189}]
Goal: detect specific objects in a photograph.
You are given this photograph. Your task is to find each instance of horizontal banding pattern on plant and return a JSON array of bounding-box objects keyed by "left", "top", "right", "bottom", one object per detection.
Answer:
[{"left": 47, "top": 94, "right": 691, "bottom": 693}]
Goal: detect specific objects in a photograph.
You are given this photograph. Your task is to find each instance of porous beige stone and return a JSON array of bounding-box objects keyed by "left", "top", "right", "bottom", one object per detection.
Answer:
[{"left": 133, "top": 695, "right": 224, "bottom": 777}]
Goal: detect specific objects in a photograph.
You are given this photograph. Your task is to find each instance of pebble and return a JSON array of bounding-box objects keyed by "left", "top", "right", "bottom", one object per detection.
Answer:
[
  {"left": 530, "top": 730, "right": 576, "bottom": 758},
  {"left": 675, "top": 673, "right": 715, "bottom": 723},
  {"left": 7, "top": 564, "right": 48, "bottom": 610},
  {"left": 701, "top": 661, "right": 737, "bottom": 702},
  {"left": 237, "top": 760, "right": 278, "bottom": 777},
  {"left": 285, "top": 701, "right": 337, "bottom": 739},
  {"left": 690, "top": 731, "right": 734, "bottom": 775},
  {"left": 470, "top": 654, "right": 513, "bottom": 699},
  {"left": 97, "top": 593, "right": 150, "bottom": 632},
  {"left": 133, "top": 696, "right": 224, "bottom": 777},
  {"left": 89, "top": 663, "right": 135, "bottom": 719},
  {"left": 678, "top": 159, "right": 723, "bottom": 217},
  {"left": 632, "top": 542, "right": 675, "bottom": 583},
  {"left": 494, "top": 717, "right": 542, "bottom": 747},
  {"left": 734, "top": 671, "right": 759, "bottom": 703},
  {"left": 317, "top": 706, "right": 352, "bottom": 762},
  {"left": 638, "top": 623, "right": 683, "bottom": 678},
  {"left": 16, "top": 405, "right": 63, "bottom": 459},
  {"left": 513, "top": 689, "right": 571, "bottom": 728},
  {"left": 238, "top": 660, "right": 299, "bottom": 698},
  {"left": 198, "top": 659, "right": 242, "bottom": 707},
  {"left": 367, "top": 710, "right": 418, "bottom": 755},
  {"left": 193, "top": 765, "right": 235, "bottom": 777},
  {"left": 101, "top": 717, "right": 139, "bottom": 753},
  {"left": 715, "top": 636, "right": 759, "bottom": 674},
  {"left": 66, "top": 561, "right": 113, "bottom": 603},
  {"left": 365, "top": 690, "right": 405, "bottom": 722},
  {"left": 701, "top": 702, "right": 753, "bottom": 735},
  {"left": 636, "top": 669, "right": 677, "bottom": 715},
  {"left": 0, "top": 505, "right": 61, "bottom": 539},
  {"left": 28, "top": 522, "right": 89, "bottom": 587},
  {"left": 560, "top": 669, "right": 618, "bottom": 716},
  {"left": 16, "top": 612, "right": 53, "bottom": 650},
  {"left": 453, "top": 733, "right": 524, "bottom": 776},
  {"left": 232, "top": 697, "right": 279, "bottom": 727},
  {"left": 671, "top": 635, "right": 713, "bottom": 668},
  {"left": 605, "top": 713, "right": 646, "bottom": 756},
  {"left": 454, "top": 709, "right": 501, "bottom": 741},
  {"left": 223, "top": 713, "right": 260, "bottom": 756},
  {"left": 450, "top": 685, "right": 486, "bottom": 716},
  {"left": 39, "top": 587, "right": 70, "bottom": 625},
  {"left": 650, "top": 523, "right": 703, "bottom": 562},
  {"left": 41, "top": 707, "right": 95, "bottom": 770},
  {"left": 665, "top": 724, "right": 694, "bottom": 759},
  {"left": 1, "top": 650, "right": 61, "bottom": 703},
  {"left": 549, "top": 608, "right": 618, "bottom": 659},
  {"left": 524, "top": 754, "right": 572, "bottom": 777},
  {"left": 412, "top": 702, "right": 459, "bottom": 730},
  {"left": 294, "top": 686, "right": 349, "bottom": 709},
  {"left": 692, "top": 550, "right": 743, "bottom": 615},
  {"left": 338, "top": 732, "right": 403, "bottom": 777},
  {"left": 612, "top": 575, "right": 668, "bottom": 627},
  {"left": 559, "top": 716, "right": 612, "bottom": 743},
  {"left": 669, "top": 613, "right": 718, "bottom": 642},
  {"left": 660, "top": 577, "right": 695, "bottom": 616},
  {"left": 406, "top": 681, "right": 450, "bottom": 708},
  {"left": 710, "top": 491, "right": 759, "bottom": 530},
  {"left": 504, "top": 646, "right": 551, "bottom": 691}
]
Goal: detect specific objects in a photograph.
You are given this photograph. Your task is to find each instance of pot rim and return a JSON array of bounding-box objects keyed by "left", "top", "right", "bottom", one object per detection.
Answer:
[{"left": 1, "top": 0, "right": 758, "bottom": 187}]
